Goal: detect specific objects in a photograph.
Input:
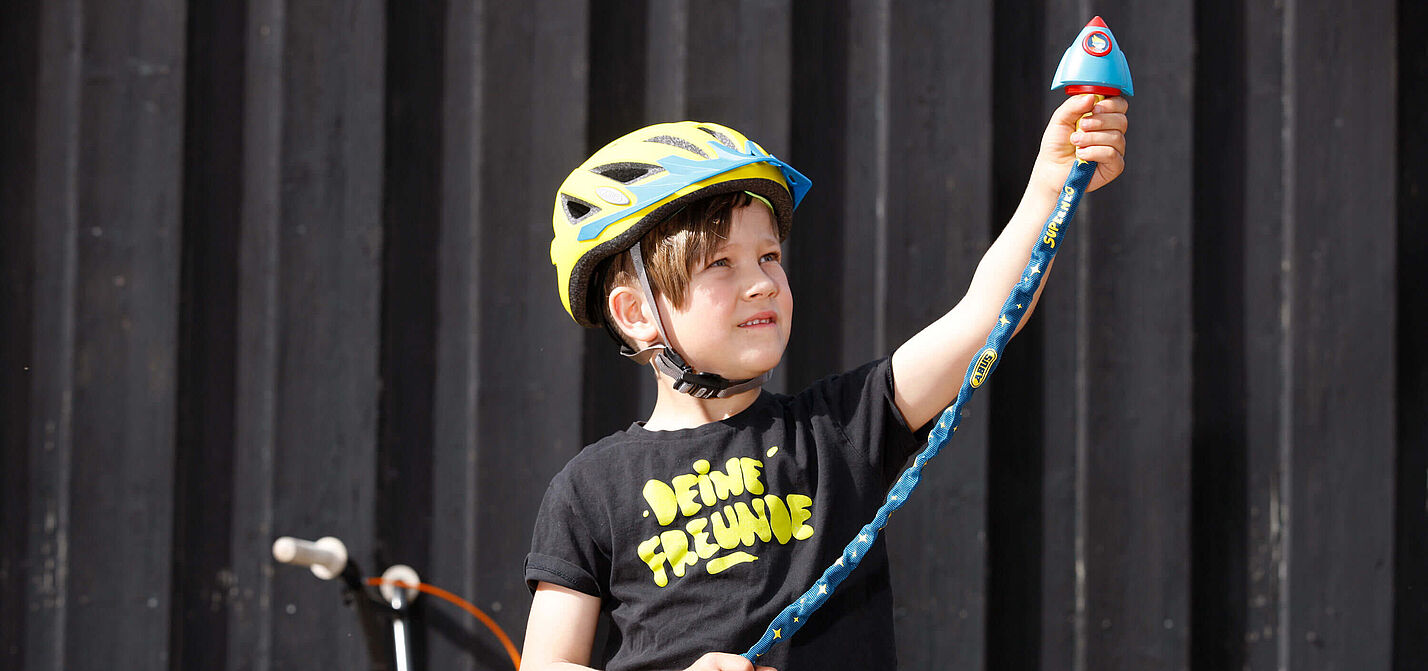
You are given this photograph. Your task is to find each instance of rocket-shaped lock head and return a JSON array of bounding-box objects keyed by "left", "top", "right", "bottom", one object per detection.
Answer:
[{"left": 1051, "top": 16, "right": 1134, "bottom": 97}]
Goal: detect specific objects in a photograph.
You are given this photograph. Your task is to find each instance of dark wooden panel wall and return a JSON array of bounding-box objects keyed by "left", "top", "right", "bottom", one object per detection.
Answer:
[{"left": 2, "top": 1, "right": 1423, "bottom": 670}]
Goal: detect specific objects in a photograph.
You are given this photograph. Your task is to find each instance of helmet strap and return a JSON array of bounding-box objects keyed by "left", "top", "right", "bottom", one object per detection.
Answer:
[{"left": 623, "top": 241, "right": 770, "bottom": 399}]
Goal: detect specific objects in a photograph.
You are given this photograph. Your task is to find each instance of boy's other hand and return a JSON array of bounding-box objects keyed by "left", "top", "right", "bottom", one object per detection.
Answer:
[
  {"left": 683, "top": 652, "right": 777, "bottom": 671},
  {"left": 1031, "top": 93, "right": 1129, "bottom": 194}
]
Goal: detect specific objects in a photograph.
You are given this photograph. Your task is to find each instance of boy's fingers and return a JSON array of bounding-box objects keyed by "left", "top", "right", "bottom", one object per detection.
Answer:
[
  {"left": 1092, "top": 95, "right": 1129, "bottom": 115},
  {"left": 1075, "top": 112, "right": 1128, "bottom": 133},
  {"left": 1075, "top": 144, "right": 1124, "bottom": 165},
  {"left": 1069, "top": 130, "right": 1126, "bottom": 155},
  {"left": 1053, "top": 94, "right": 1099, "bottom": 126},
  {"left": 686, "top": 652, "right": 766, "bottom": 671},
  {"left": 1055, "top": 93, "right": 1129, "bottom": 116},
  {"left": 1052, "top": 95, "right": 1130, "bottom": 133}
]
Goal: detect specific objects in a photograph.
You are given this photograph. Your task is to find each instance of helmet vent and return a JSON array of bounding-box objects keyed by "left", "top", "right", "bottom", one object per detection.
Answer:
[
  {"left": 559, "top": 194, "right": 600, "bottom": 225},
  {"left": 644, "top": 135, "right": 708, "bottom": 158},
  {"left": 590, "top": 161, "right": 665, "bottom": 185},
  {"left": 697, "top": 126, "right": 739, "bottom": 150}
]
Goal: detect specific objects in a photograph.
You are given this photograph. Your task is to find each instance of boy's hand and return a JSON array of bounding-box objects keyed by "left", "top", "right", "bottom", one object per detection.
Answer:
[
  {"left": 1030, "top": 93, "right": 1129, "bottom": 194},
  {"left": 683, "top": 652, "right": 777, "bottom": 671}
]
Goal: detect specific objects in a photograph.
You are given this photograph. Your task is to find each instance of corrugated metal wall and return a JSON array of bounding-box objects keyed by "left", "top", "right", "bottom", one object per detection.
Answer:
[{"left": 1, "top": 1, "right": 1423, "bottom": 670}]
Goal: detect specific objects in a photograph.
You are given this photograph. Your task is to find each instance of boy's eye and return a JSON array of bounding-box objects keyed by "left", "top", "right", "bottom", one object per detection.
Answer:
[
  {"left": 761, "top": 252, "right": 781, "bottom": 263},
  {"left": 708, "top": 258, "right": 730, "bottom": 268}
]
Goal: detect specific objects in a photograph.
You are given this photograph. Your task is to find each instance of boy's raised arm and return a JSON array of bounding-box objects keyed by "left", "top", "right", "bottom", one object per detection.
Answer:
[{"left": 890, "top": 94, "right": 1128, "bottom": 431}]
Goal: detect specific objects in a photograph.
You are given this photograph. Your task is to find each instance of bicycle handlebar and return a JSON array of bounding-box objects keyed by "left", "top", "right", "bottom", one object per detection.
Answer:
[
  {"left": 272, "top": 536, "right": 348, "bottom": 580},
  {"left": 270, "top": 534, "right": 520, "bottom": 670}
]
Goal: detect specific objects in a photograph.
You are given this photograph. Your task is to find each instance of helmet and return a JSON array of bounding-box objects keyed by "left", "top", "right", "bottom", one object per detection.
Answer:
[{"left": 551, "top": 121, "right": 811, "bottom": 327}]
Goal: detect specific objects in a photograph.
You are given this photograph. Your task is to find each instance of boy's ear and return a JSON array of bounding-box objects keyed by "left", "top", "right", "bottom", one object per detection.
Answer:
[{"left": 607, "top": 285, "right": 660, "bottom": 348}]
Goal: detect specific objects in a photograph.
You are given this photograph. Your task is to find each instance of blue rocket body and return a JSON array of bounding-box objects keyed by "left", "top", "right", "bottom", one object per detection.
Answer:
[{"left": 1051, "top": 16, "right": 1134, "bottom": 96}]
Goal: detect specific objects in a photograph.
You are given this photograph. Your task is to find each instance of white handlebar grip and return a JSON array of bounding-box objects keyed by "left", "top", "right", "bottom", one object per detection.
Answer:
[{"left": 272, "top": 536, "right": 349, "bottom": 580}]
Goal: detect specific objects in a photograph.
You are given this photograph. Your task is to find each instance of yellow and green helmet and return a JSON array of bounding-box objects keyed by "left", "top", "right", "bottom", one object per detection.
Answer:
[{"left": 551, "top": 121, "right": 811, "bottom": 327}]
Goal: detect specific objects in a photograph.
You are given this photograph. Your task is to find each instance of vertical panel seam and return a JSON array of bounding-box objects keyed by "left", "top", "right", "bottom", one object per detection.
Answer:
[
  {"left": 646, "top": 0, "right": 688, "bottom": 120},
  {"left": 1072, "top": 168, "right": 1089, "bottom": 671},
  {"left": 871, "top": 0, "right": 889, "bottom": 355},
  {"left": 230, "top": 0, "right": 286, "bottom": 667},
  {"left": 29, "top": 1, "right": 83, "bottom": 668},
  {"left": 1072, "top": 1, "right": 1091, "bottom": 669},
  {"left": 1277, "top": 1, "right": 1296, "bottom": 669},
  {"left": 464, "top": 0, "right": 487, "bottom": 617}
]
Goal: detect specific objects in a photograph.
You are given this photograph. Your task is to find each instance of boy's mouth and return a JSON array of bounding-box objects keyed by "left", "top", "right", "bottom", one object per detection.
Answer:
[{"left": 738, "top": 312, "right": 777, "bottom": 328}]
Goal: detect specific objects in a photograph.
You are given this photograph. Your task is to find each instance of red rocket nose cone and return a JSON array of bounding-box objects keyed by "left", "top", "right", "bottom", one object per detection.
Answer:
[{"left": 1087, "top": 16, "right": 1108, "bottom": 29}]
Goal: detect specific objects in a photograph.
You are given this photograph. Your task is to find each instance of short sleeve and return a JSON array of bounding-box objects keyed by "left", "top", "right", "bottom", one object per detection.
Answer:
[
  {"left": 524, "top": 470, "right": 609, "bottom": 598},
  {"left": 803, "top": 357, "right": 927, "bottom": 486}
]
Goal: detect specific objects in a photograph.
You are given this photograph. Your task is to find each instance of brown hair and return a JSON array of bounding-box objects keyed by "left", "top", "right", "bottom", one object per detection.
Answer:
[{"left": 600, "top": 191, "right": 758, "bottom": 335}]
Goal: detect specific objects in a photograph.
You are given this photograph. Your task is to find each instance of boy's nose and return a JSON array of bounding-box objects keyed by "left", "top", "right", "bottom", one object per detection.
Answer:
[{"left": 743, "top": 268, "right": 779, "bottom": 299}]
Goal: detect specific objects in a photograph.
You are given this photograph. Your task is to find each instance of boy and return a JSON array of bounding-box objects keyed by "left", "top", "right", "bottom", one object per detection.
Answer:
[{"left": 524, "top": 95, "right": 1127, "bottom": 671}]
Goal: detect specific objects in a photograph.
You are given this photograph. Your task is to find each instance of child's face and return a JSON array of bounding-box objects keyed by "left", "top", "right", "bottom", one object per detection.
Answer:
[{"left": 657, "top": 203, "right": 792, "bottom": 381}]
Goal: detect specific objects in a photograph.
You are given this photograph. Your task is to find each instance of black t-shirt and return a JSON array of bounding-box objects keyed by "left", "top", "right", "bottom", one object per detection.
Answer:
[{"left": 525, "top": 358, "right": 923, "bottom": 671}]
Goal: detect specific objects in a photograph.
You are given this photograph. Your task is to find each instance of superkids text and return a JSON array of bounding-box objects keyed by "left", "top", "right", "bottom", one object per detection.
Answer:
[{"left": 1042, "top": 184, "right": 1078, "bottom": 248}]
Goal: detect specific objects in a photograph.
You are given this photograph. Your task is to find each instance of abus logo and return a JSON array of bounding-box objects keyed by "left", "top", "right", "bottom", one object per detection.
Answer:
[{"left": 970, "top": 348, "right": 997, "bottom": 388}]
